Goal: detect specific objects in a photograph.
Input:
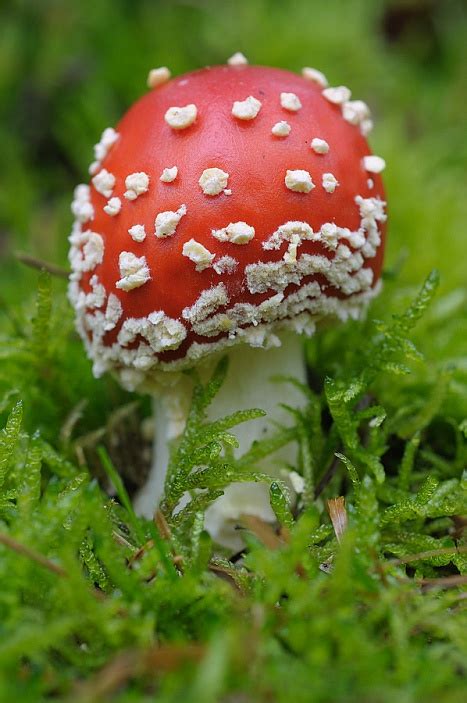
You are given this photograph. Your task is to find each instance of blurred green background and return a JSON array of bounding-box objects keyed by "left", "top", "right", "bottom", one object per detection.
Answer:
[{"left": 1, "top": 0, "right": 466, "bottom": 303}]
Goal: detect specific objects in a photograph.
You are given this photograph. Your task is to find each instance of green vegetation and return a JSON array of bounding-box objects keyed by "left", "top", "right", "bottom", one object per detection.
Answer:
[{"left": 0, "top": 1, "right": 466, "bottom": 700}]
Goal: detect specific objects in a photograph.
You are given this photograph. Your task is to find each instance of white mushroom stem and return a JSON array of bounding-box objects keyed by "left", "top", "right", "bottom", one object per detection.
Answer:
[{"left": 133, "top": 333, "right": 308, "bottom": 549}]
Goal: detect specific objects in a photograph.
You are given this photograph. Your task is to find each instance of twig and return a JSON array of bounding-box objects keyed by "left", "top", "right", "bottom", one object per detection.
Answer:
[
  {"left": 72, "top": 644, "right": 205, "bottom": 701},
  {"left": 127, "top": 539, "right": 154, "bottom": 567},
  {"left": 208, "top": 560, "right": 248, "bottom": 593},
  {"left": 384, "top": 545, "right": 467, "bottom": 567},
  {"left": 73, "top": 426, "right": 107, "bottom": 452},
  {"left": 418, "top": 574, "right": 467, "bottom": 589},
  {"left": 112, "top": 530, "right": 136, "bottom": 551},
  {"left": 106, "top": 401, "right": 141, "bottom": 432},
  {"left": 240, "top": 514, "right": 284, "bottom": 550},
  {"left": 0, "top": 532, "right": 66, "bottom": 576},
  {"left": 314, "top": 453, "right": 341, "bottom": 498},
  {"left": 155, "top": 509, "right": 172, "bottom": 540},
  {"left": 14, "top": 251, "right": 69, "bottom": 279},
  {"left": 60, "top": 399, "right": 88, "bottom": 446},
  {"left": 122, "top": 512, "right": 183, "bottom": 578}
]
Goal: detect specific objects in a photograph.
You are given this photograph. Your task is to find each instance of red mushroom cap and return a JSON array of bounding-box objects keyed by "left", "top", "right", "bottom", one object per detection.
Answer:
[{"left": 69, "top": 63, "right": 387, "bottom": 390}]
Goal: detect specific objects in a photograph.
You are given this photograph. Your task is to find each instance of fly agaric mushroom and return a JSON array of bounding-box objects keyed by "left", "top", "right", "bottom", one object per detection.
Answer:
[{"left": 69, "top": 57, "right": 387, "bottom": 549}]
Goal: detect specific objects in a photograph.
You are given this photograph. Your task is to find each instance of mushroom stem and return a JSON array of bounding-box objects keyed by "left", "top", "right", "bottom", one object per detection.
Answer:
[
  {"left": 134, "top": 378, "right": 193, "bottom": 517},
  {"left": 134, "top": 333, "right": 307, "bottom": 547}
]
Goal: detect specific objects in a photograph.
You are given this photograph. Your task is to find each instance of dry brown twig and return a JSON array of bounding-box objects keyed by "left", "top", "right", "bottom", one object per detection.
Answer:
[
  {"left": 14, "top": 251, "right": 69, "bottom": 278},
  {"left": 60, "top": 399, "right": 88, "bottom": 446},
  {"left": 0, "top": 532, "right": 66, "bottom": 576},
  {"left": 384, "top": 545, "right": 467, "bottom": 568},
  {"left": 417, "top": 574, "right": 467, "bottom": 590},
  {"left": 240, "top": 514, "right": 285, "bottom": 550},
  {"left": 72, "top": 644, "right": 205, "bottom": 702}
]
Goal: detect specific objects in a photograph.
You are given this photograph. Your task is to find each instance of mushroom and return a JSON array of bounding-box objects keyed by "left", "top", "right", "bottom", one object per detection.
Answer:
[{"left": 68, "top": 59, "right": 387, "bottom": 549}]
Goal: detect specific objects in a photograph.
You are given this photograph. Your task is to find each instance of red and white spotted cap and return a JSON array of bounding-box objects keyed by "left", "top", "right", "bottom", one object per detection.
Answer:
[{"left": 69, "top": 57, "right": 387, "bottom": 390}]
